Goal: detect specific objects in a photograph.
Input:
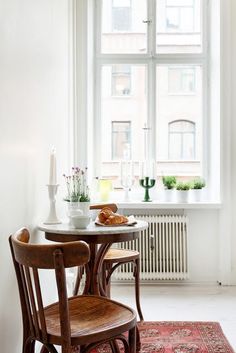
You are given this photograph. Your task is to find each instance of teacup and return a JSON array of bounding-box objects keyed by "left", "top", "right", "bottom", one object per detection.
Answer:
[{"left": 70, "top": 215, "right": 91, "bottom": 229}]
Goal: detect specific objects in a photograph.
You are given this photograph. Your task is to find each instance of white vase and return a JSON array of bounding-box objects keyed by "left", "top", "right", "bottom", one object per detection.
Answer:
[
  {"left": 78, "top": 201, "right": 90, "bottom": 215},
  {"left": 176, "top": 190, "right": 189, "bottom": 203}
]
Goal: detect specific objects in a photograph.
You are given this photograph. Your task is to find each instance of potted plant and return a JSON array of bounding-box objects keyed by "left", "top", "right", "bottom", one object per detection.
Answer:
[
  {"left": 162, "top": 176, "right": 176, "bottom": 202},
  {"left": 63, "top": 167, "right": 91, "bottom": 217},
  {"left": 190, "top": 178, "right": 206, "bottom": 202},
  {"left": 175, "top": 181, "right": 191, "bottom": 203}
]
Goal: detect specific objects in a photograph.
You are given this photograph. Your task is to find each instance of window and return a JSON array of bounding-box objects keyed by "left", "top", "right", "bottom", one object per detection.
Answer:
[
  {"left": 156, "top": 0, "right": 201, "bottom": 54},
  {"left": 112, "top": 121, "right": 131, "bottom": 159},
  {"left": 112, "top": 65, "right": 131, "bottom": 96},
  {"left": 168, "top": 67, "right": 196, "bottom": 94},
  {"left": 168, "top": 120, "right": 196, "bottom": 160},
  {"left": 166, "top": 0, "right": 195, "bottom": 32},
  {"left": 96, "top": 0, "right": 205, "bottom": 179},
  {"left": 112, "top": 0, "right": 132, "bottom": 32}
]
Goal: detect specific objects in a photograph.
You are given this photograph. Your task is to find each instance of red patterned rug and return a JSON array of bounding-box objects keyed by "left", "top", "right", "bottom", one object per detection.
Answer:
[{"left": 92, "top": 321, "right": 234, "bottom": 353}]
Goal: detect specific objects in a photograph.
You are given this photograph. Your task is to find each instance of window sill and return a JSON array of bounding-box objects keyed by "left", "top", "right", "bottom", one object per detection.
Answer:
[{"left": 113, "top": 200, "right": 221, "bottom": 210}]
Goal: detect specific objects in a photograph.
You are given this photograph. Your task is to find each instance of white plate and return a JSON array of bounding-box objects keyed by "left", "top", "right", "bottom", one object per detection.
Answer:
[{"left": 95, "top": 215, "right": 137, "bottom": 227}]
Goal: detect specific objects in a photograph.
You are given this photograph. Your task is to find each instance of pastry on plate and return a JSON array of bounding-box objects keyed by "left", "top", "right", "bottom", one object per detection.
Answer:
[
  {"left": 98, "top": 207, "right": 128, "bottom": 225},
  {"left": 104, "top": 214, "right": 128, "bottom": 225},
  {"left": 98, "top": 207, "right": 113, "bottom": 223}
]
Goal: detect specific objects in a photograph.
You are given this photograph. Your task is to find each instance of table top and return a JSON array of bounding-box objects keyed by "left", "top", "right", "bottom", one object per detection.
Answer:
[
  {"left": 38, "top": 220, "right": 148, "bottom": 244},
  {"left": 38, "top": 220, "right": 148, "bottom": 235}
]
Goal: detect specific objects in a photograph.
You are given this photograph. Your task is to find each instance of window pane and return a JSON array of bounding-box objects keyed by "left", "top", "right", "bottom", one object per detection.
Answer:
[
  {"left": 112, "top": 64, "right": 131, "bottom": 96},
  {"left": 101, "top": 0, "right": 147, "bottom": 54},
  {"left": 112, "top": 122, "right": 131, "bottom": 159},
  {"left": 183, "top": 131, "right": 195, "bottom": 159},
  {"left": 156, "top": 65, "right": 202, "bottom": 175},
  {"left": 112, "top": 6, "right": 131, "bottom": 31},
  {"left": 166, "top": 8, "right": 180, "bottom": 30},
  {"left": 169, "top": 133, "right": 182, "bottom": 159},
  {"left": 168, "top": 67, "right": 196, "bottom": 94},
  {"left": 101, "top": 64, "right": 147, "bottom": 176},
  {"left": 113, "top": 0, "right": 131, "bottom": 7},
  {"left": 169, "top": 121, "right": 195, "bottom": 160},
  {"left": 167, "top": 0, "right": 194, "bottom": 6},
  {"left": 156, "top": 0, "right": 202, "bottom": 54}
]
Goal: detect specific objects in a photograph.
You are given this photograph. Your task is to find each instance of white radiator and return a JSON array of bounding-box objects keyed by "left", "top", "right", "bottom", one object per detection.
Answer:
[{"left": 114, "top": 215, "right": 189, "bottom": 281}]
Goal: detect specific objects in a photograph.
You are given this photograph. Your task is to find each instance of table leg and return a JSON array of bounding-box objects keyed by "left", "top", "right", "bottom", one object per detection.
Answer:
[{"left": 83, "top": 243, "right": 112, "bottom": 295}]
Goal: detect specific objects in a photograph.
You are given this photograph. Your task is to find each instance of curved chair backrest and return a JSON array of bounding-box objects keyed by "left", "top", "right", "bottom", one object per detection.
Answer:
[
  {"left": 9, "top": 228, "right": 90, "bottom": 347},
  {"left": 90, "top": 203, "right": 118, "bottom": 213}
]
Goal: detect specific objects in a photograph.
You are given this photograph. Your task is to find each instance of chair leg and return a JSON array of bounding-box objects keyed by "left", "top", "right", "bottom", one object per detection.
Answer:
[
  {"left": 23, "top": 337, "right": 35, "bottom": 353},
  {"left": 73, "top": 266, "right": 84, "bottom": 295},
  {"left": 136, "top": 325, "right": 141, "bottom": 352},
  {"left": 104, "top": 263, "right": 113, "bottom": 297},
  {"left": 134, "top": 258, "right": 144, "bottom": 321},
  {"left": 104, "top": 258, "right": 144, "bottom": 320},
  {"left": 128, "top": 326, "right": 136, "bottom": 353},
  {"left": 40, "top": 344, "right": 58, "bottom": 353}
]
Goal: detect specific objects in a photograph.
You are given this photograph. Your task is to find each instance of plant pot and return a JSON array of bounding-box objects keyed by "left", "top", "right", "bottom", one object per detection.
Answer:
[
  {"left": 67, "top": 201, "right": 79, "bottom": 215},
  {"left": 66, "top": 201, "right": 82, "bottom": 225},
  {"left": 176, "top": 190, "right": 189, "bottom": 203},
  {"left": 163, "top": 189, "right": 175, "bottom": 202},
  {"left": 190, "top": 189, "right": 203, "bottom": 202},
  {"left": 78, "top": 201, "right": 90, "bottom": 216}
]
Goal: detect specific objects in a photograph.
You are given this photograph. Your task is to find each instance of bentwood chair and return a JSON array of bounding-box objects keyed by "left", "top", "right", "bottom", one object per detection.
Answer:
[
  {"left": 74, "top": 203, "right": 144, "bottom": 321},
  {"left": 9, "top": 228, "right": 137, "bottom": 353}
]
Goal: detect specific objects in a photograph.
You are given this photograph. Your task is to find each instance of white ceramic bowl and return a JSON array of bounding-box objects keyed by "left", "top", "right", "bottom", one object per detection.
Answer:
[{"left": 70, "top": 215, "right": 91, "bottom": 229}]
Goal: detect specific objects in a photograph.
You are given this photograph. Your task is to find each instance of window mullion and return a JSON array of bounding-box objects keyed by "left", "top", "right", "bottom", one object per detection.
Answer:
[
  {"left": 147, "top": 0, "right": 155, "bottom": 56},
  {"left": 94, "top": 61, "right": 102, "bottom": 178},
  {"left": 95, "top": 0, "right": 102, "bottom": 56},
  {"left": 148, "top": 58, "right": 156, "bottom": 162}
]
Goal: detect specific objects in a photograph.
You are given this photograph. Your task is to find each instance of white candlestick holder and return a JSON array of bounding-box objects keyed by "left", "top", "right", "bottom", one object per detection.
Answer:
[{"left": 44, "top": 184, "right": 61, "bottom": 224}]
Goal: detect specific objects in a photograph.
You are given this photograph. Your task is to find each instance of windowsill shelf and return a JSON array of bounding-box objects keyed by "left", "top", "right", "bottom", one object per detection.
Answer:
[{"left": 115, "top": 201, "right": 221, "bottom": 210}]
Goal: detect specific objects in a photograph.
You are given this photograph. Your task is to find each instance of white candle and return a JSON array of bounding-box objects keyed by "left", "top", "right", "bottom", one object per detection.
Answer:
[{"left": 49, "top": 148, "right": 57, "bottom": 185}]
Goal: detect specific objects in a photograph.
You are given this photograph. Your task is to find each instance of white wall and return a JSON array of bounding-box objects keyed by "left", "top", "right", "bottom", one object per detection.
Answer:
[
  {"left": 0, "top": 1, "right": 69, "bottom": 352},
  {"left": 230, "top": 0, "right": 236, "bottom": 281}
]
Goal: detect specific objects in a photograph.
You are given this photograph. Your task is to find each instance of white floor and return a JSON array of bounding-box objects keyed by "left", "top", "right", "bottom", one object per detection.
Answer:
[{"left": 111, "top": 284, "right": 236, "bottom": 351}]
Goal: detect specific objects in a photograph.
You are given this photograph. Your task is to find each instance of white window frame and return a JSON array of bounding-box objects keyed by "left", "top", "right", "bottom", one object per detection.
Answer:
[
  {"left": 94, "top": 0, "right": 208, "bottom": 180},
  {"left": 70, "top": 0, "right": 229, "bottom": 283}
]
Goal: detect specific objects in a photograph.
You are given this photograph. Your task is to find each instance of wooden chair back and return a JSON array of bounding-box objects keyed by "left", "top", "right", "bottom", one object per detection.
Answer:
[
  {"left": 9, "top": 228, "right": 90, "bottom": 348},
  {"left": 90, "top": 203, "right": 118, "bottom": 213}
]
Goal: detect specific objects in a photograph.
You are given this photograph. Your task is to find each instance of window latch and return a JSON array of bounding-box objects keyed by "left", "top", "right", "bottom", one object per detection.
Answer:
[{"left": 142, "top": 20, "right": 152, "bottom": 25}]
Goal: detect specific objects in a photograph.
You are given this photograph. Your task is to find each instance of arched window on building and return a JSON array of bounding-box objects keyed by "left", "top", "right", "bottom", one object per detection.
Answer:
[{"left": 168, "top": 120, "right": 195, "bottom": 160}]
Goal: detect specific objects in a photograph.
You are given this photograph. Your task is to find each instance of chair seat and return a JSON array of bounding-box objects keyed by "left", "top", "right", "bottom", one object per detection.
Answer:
[
  {"left": 44, "top": 295, "right": 136, "bottom": 346},
  {"left": 104, "top": 248, "right": 139, "bottom": 263}
]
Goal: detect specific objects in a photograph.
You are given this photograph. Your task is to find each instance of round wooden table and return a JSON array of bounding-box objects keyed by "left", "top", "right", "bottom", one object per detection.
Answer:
[{"left": 38, "top": 220, "right": 148, "bottom": 296}]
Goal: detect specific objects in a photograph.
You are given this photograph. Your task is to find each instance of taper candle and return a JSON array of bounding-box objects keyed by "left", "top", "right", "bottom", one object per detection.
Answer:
[{"left": 49, "top": 148, "right": 57, "bottom": 185}]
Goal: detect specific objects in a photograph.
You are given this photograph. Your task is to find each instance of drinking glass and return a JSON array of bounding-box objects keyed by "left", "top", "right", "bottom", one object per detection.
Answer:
[{"left": 120, "top": 161, "right": 135, "bottom": 202}]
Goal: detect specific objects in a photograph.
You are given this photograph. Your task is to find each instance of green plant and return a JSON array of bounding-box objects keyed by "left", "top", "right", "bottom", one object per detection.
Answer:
[
  {"left": 191, "top": 178, "right": 206, "bottom": 190},
  {"left": 63, "top": 167, "right": 90, "bottom": 202},
  {"left": 162, "top": 176, "right": 176, "bottom": 190},
  {"left": 176, "top": 181, "right": 191, "bottom": 191},
  {"left": 79, "top": 193, "right": 90, "bottom": 202}
]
